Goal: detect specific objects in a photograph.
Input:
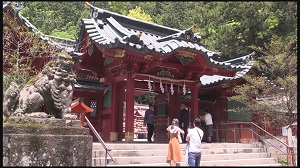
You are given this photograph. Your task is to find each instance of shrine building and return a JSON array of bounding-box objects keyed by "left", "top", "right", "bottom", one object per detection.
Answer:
[{"left": 4, "top": 2, "right": 267, "bottom": 143}]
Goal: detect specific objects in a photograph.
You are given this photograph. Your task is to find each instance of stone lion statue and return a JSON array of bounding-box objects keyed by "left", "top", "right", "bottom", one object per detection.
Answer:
[{"left": 3, "top": 52, "right": 77, "bottom": 119}]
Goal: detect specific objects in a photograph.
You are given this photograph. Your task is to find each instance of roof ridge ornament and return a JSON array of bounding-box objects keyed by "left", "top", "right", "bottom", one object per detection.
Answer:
[
  {"left": 123, "top": 32, "right": 144, "bottom": 45},
  {"left": 157, "top": 24, "right": 202, "bottom": 44},
  {"left": 181, "top": 24, "right": 201, "bottom": 42},
  {"left": 85, "top": 2, "right": 91, "bottom": 9},
  {"left": 192, "top": 24, "right": 197, "bottom": 32},
  {"left": 137, "top": 32, "right": 142, "bottom": 38},
  {"left": 8, "top": 2, "right": 24, "bottom": 11},
  {"left": 85, "top": 2, "right": 98, "bottom": 19}
]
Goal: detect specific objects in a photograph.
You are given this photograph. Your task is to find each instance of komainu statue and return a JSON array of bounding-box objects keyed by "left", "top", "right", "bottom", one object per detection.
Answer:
[{"left": 3, "top": 52, "right": 77, "bottom": 119}]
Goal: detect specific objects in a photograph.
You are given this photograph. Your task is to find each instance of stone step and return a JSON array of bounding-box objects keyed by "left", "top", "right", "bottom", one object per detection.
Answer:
[
  {"left": 93, "top": 157, "right": 279, "bottom": 167},
  {"left": 106, "top": 162, "right": 171, "bottom": 167},
  {"left": 243, "top": 163, "right": 284, "bottom": 167},
  {"left": 91, "top": 142, "right": 280, "bottom": 167},
  {"left": 103, "top": 163, "right": 283, "bottom": 167},
  {"left": 93, "top": 142, "right": 263, "bottom": 150},
  {"left": 92, "top": 148, "right": 265, "bottom": 158},
  {"left": 93, "top": 153, "right": 271, "bottom": 165},
  {"left": 178, "top": 158, "right": 278, "bottom": 166}
]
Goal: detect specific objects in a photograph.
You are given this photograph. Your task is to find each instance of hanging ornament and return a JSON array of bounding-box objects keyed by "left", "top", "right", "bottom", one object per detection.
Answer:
[
  {"left": 183, "top": 81, "right": 186, "bottom": 95},
  {"left": 170, "top": 82, "right": 174, "bottom": 95},
  {"left": 148, "top": 77, "right": 152, "bottom": 91},
  {"left": 160, "top": 79, "right": 164, "bottom": 93}
]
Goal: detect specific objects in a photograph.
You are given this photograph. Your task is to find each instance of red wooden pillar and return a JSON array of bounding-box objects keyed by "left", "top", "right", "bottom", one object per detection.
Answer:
[
  {"left": 117, "top": 82, "right": 125, "bottom": 141},
  {"left": 125, "top": 72, "right": 135, "bottom": 142},
  {"left": 110, "top": 82, "right": 119, "bottom": 141},
  {"left": 168, "top": 91, "right": 180, "bottom": 123},
  {"left": 191, "top": 82, "right": 200, "bottom": 122}
]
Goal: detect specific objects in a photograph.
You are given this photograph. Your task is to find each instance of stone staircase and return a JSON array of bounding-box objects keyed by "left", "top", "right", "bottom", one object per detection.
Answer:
[{"left": 92, "top": 141, "right": 283, "bottom": 167}]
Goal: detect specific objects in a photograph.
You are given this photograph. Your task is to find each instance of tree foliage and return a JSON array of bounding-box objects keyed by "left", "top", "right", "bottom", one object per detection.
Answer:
[
  {"left": 3, "top": 23, "right": 58, "bottom": 95},
  {"left": 230, "top": 35, "right": 297, "bottom": 128},
  {"left": 20, "top": 1, "right": 90, "bottom": 40},
  {"left": 18, "top": 2, "right": 297, "bottom": 60},
  {"left": 127, "top": 6, "right": 153, "bottom": 22},
  {"left": 107, "top": 1, "right": 131, "bottom": 15}
]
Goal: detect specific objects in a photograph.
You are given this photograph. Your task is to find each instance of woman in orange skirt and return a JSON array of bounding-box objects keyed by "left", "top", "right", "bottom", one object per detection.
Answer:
[{"left": 167, "top": 118, "right": 185, "bottom": 166}]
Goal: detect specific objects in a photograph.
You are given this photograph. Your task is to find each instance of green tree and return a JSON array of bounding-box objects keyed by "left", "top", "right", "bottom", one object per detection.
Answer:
[
  {"left": 230, "top": 35, "right": 297, "bottom": 129},
  {"left": 108, "top": 1, "right": 131, "bottom": 15},
  {"left": 3, "top": 23, "right": 58, "bottom": 95},
  {"left": 191, "top": 2, "right": 297, "bottom": 61},
  {"left": 18, "top": 1, "right": 297, "bottom": 61},
  {"left": 134, "top": 94, "right": 155, "bottom": 105},
  {"left": 20, "top": 1, "right": 90, "bottom": 40},
  {"left": 127, "top": 6, "right": 153, "bottom": 22},
  {"left": 153, "top": 2, "right": 196, "bottom": 30}
]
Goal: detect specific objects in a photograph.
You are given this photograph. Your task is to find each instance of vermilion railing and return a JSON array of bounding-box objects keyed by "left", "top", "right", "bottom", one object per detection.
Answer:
[{"left": 214, "top": 122, "right": 296, "bottom": 166}]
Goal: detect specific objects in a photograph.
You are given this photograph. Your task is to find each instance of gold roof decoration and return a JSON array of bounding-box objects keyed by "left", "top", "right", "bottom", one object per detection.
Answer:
[
  {"left": 192, "top": 24, "right": 197, "bottom": 32},
  {"left": 137, "top": 32, "right": 142, "bottom": 38},
  {"left": 85, "top": 2, "right": 91, "bottom": 9}
]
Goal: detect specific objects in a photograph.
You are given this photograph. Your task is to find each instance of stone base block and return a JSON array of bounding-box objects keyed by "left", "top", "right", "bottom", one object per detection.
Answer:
[
  {"left": 3, "top": 117, "right": 93, "bottom": 166},
  {"left": 110, "top": 132, "right": 118, "bottom": 142},
  {"left": 124, "top": 132, "right": 134, "bottom": 142}
]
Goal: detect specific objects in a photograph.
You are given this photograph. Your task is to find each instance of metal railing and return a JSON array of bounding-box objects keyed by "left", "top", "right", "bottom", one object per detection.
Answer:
[
  {"left": 214, "top": 122, "right": 295, "bottom": 166},
  {"left": 85, "top": 116, "right": 114, "bottom": 166}
]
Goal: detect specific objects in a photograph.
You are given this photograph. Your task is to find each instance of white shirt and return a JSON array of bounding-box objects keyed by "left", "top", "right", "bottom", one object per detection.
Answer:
[
  {"left": 186, "top": 127, "right": 204, "bottom": 152},
  {"left": 205, "top": 113, "right": 213, "bottom": 125},
  {"left": 169, "top": 125, "right": 180, "bottom": 133}
]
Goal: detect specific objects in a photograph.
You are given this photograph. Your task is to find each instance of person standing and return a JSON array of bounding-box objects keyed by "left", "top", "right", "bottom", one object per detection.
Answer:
[
  {"left": 167, "top": 118, "right": 185, "bottom": 166},
  {"left": 202, "top": 109, "right": 213, "bottom": 143},
  {"left": 180, "top": 104, "right": 189, "bottom": 143},
  {"left": 186, "top": 118, "right": 204, "bottom": 167},
  {"left": 144, "top": 104, "right": 155, "bottom": 142}
]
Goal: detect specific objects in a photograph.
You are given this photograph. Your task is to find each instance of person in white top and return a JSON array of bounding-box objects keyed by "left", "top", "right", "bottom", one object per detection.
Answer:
[
  {"left": 202, "top": 109, "right": 213, "bottom": 143},
  {"left": 186, "top": 118, "right": 204, "bottom": 167}
]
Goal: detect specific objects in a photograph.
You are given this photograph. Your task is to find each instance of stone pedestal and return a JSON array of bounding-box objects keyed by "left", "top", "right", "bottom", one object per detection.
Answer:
[{"left": 3, "top": 116, "right": 93, "bottom": 166}]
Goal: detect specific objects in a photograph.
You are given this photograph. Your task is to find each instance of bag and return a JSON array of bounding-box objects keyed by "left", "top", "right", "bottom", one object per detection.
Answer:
[
  {"left": 185, "top": 142, "right": 189, "bottom": 165},
  {"left": 177, "top": 132, "right": 182, "bottom": 143}
]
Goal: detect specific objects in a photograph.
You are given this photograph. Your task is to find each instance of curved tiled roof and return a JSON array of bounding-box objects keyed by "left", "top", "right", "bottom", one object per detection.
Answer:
[
  {"left": 3, "top": 1, "right": 80, "bottom": 55},
  {"left": 3, "top": 2, "right": 37, "bottom": 31},
  {"left": 200, "top": 52, "right": 256, "bottom": 86},
  {"left": 77, "top": 3, "right": 252, "bottom": 72},
  {"left": 75, "top": 79, "right": 104, "bottom": 91},
  {"left": 79, "top": 15, "right": 210, "bottom": 56}
]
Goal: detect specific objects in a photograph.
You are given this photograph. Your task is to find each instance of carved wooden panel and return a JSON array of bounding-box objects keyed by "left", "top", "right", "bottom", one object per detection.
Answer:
[
  {"left": 154, "top": 115, "right": 169, "bottom": 142},
  {"left": 154, "top": 93, "right": 169, "bottom": 142}
]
